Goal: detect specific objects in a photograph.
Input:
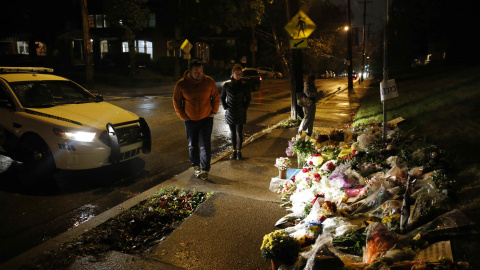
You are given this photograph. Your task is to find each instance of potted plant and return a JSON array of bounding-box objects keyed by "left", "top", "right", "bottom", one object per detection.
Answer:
[
  {"left": 261, "top": 230, "right": 300, "bottom": 270},
  {"left": 275, "top": 157, "right": 291, "bottom": 179}
]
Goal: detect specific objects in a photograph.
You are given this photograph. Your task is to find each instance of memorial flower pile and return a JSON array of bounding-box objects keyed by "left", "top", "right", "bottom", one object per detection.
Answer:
[{"left": 264, "top": 122, "right": 472, "bottom": 269}]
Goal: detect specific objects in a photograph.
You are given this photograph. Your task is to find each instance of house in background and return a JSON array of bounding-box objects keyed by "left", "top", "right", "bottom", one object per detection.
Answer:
[{"left": 0, "top": 1, "right": 221, "bottom": 75}]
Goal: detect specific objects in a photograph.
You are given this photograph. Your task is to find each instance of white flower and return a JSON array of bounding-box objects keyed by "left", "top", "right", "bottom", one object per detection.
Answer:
[{"left": 275, "top": 157, "right": 291, "bottom": 171}]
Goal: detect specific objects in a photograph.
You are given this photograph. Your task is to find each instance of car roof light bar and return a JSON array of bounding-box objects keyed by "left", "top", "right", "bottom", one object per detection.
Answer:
[{"left": 0, "top": 67, "right": 54, "bottom": 73}]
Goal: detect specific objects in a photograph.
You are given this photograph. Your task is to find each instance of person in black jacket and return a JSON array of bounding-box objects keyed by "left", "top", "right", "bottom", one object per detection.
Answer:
[
  {"left": 221, "top": 64, "right": 252, "bottom": 160},
  {"left": 298, "top": 74, "right": 317, "bottom": 136}
]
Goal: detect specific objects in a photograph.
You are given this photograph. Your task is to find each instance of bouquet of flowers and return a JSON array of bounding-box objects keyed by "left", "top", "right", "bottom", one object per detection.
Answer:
[
  {"left": 260, "top": 229, "right": 300, "bottom": 265},
  {"left": 286, "top": 134, "right": 318, "bottom": 157},
  {"left": 306, "top": 153, "right": 324, "bottom": 168},
  {"left": 275, "top": 157, "right": 291, "bottom": 171}
]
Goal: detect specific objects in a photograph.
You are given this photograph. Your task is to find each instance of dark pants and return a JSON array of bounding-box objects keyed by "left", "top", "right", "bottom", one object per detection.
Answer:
[
  {"left": 185, "top": 117, "right": 214, "bottom": 171},
  {"left": 228, "top": 124, "right": 244, "bottom": 151}
]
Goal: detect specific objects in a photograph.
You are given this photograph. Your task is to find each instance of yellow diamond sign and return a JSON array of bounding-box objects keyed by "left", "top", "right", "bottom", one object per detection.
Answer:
[{"left": 284, "top": 10, "right": 316, "bottom": 39}]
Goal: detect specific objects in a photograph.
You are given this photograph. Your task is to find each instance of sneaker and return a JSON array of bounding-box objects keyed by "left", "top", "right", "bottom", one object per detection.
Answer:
[
  {"left": 199, "top": 170, "right": 208, "bottom": 181},
  {"left": 193, "top": 166, "right": 201, "bottom": 177},
  {"left": 236, "top": 151, "right": 243, "bottom": 160},
  {"left": 230, "top": 151, "right": 237, "bottom": 160}
]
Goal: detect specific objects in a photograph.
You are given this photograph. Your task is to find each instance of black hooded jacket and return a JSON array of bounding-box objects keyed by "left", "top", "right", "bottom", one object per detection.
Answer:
[{"left": 221, "top": 78, "right": 251, "bottom": 125}]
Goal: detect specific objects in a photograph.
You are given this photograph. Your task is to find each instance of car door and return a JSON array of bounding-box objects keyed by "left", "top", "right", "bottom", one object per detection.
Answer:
[{"left": 0, "top": 82, "right": 16, "bottom": 150}]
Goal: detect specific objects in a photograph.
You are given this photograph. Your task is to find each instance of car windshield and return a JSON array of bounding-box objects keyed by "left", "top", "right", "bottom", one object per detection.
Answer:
[
  {"left": 10, "top": 80, "right": 97, "bottom": 108},
  {"left": 243, "top": 70, "right": 258, "bottom": 76}
]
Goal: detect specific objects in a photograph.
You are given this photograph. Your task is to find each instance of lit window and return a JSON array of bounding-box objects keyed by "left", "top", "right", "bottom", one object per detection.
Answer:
[
  {"left": 95, "top": 15, "right": 103, "bottom": 28},
  {"left": 148, "top": 14, "right": 156, "bottom": 27},
  {"left": 138, "top": 40, "right": 145, "bottom": 53},
  {"left": 122, "top": 42, "right": 129, "bottom": 53},
  {"left": 100, "top": 40, "right": 108, "bottom": 59},
  {"left": 17, "top": 41, "right": 29, "bottom": 54}
]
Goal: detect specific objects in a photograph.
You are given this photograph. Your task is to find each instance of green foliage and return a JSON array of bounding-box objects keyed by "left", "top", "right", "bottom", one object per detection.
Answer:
[
  {"left": 23, "top": 187, "right": 209, "bottom": 270},
  {"left": 332, "top": 227, "right": 367, "bottom": 256},
  {"left": 280, "top": 117, "right": 301, "bottom": 128},
  {"left": 104, "top": 0, "right": 150, "bottom": 40}
]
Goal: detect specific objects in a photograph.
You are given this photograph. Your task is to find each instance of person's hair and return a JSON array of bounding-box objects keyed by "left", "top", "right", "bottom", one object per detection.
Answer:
[
  {"left": 307, "top": 74, "right": 316, "bottom": 84},
  {"left": 232, "top": 64, "right": 243, "bottom": 72},
  {"left": 189, "top": 59, "right": 203, "bottom": 70}
]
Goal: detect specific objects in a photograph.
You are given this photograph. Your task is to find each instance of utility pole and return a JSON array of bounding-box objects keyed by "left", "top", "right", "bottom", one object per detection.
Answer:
[
  {"left": 359, "top": 0, "right": 371, "bottom": 83},
  {"left": 286, "top": 0, "right": 304, "bottom": 119},
  {"left": 251, "top": 26, "right": 257, "bottom": 67},
  {"left": 347, "top": 0, "right": 353, "bottom": 91},
  {"left": 382, "top": 0, "right": 389, "bottom": 140},
  {"left": 80, "top": 0, "right": 93, "bottom": 88}
]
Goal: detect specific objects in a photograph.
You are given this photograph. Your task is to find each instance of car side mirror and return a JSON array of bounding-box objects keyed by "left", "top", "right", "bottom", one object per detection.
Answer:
[{"left": 95, "top": 94, "right": 104, "bottom": 102}]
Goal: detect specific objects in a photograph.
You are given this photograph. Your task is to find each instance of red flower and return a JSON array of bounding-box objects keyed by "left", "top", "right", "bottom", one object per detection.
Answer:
[
  {"left": 302, "top": 168, "right": 311, "bottom": 173},
  {"left": 326, "top": 162, "right": 336, "bottom": 171},
  {"left": 309, "top": 161, "right": 313, "bottom": 165},
  {"left": 291, "top": 176, "right": 296, "bottom": 182}
]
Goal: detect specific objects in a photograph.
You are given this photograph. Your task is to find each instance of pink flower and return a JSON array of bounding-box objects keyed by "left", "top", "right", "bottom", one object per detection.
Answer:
[{"left": 302, "top": 168, "right": 311, "bottom": 173}]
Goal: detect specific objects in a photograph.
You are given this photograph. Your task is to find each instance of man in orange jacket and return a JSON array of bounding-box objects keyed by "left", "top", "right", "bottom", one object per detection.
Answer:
[{"left": 173, "top": 59, "right": 220, "bottom": 180}]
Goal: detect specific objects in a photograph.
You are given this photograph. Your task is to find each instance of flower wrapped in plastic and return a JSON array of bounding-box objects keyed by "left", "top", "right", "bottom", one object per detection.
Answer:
[
  {"left": 352, "top": 183, "right": 394, "bottom": 215},
  {"left": 357, "top": 133, "right": 376, "bottom": 150},
  {"left": 367, "top": 199, "right": 403, "bottom": 219},
  {"left": 289, "top": 185, "right": 316, "bottom": 218},
  {"left": 327, "top": 163, "right": 354, "bottom": 189},
  {"left": 363, "top": 222, "right": 397, "bottom": 263}
]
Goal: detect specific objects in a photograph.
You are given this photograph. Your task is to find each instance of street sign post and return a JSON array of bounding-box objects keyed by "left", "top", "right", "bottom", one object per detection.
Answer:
[{"left": 181, "top": 39, "right": 193, "bottom": 67}]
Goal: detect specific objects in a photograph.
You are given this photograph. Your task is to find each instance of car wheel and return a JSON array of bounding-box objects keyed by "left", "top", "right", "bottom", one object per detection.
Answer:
[{"left": 18, "top": 134, "right": 56, "bottom": 186}]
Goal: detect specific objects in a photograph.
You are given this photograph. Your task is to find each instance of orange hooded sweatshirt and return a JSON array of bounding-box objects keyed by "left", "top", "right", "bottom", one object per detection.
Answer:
[{"left": 173, "top": 71, "right": 220, "bottom": 121}]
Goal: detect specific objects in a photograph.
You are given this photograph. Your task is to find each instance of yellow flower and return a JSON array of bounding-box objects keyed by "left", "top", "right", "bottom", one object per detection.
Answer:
[{"left": 413, "top": 233, "right": 422, "bottom": 241}]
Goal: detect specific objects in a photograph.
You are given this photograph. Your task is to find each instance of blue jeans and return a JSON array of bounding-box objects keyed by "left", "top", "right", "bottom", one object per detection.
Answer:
[{"left": 185, "top": 117, "right": 214, "bottom": 171}]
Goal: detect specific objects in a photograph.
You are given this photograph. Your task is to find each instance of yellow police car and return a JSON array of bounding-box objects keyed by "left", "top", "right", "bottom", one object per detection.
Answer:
[{"left": 0, "top": 67, "right": 151, "bottom": 181}]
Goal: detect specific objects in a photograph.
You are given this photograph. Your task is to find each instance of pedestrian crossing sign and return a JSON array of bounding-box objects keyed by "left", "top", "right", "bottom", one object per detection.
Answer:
[{"left": 284, "top": 10, "right": 316, "bottom": 39}]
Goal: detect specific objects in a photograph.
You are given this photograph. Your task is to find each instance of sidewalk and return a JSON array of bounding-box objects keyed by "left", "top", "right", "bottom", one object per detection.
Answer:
[{"left": 1, "top": 80, "right": 372, "bottom": 270}]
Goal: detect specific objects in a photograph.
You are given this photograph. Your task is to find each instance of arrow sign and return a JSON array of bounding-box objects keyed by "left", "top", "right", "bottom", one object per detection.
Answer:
[
  {"left": 294, "top": 40, "right": 305, "bottom": 47},
  {"left": 289, "top": 38, "right": 308, "bottom": 49}
]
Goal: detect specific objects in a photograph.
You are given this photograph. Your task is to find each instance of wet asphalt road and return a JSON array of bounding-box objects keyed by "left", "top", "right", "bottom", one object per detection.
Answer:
[{"left": 0, "top": 77, "right": 348, "bottom": 263}]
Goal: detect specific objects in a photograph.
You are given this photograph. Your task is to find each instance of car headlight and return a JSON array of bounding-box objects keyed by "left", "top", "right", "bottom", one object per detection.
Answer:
[{"left": 53, "top": 128, "right": 96, "bottom": 142}]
